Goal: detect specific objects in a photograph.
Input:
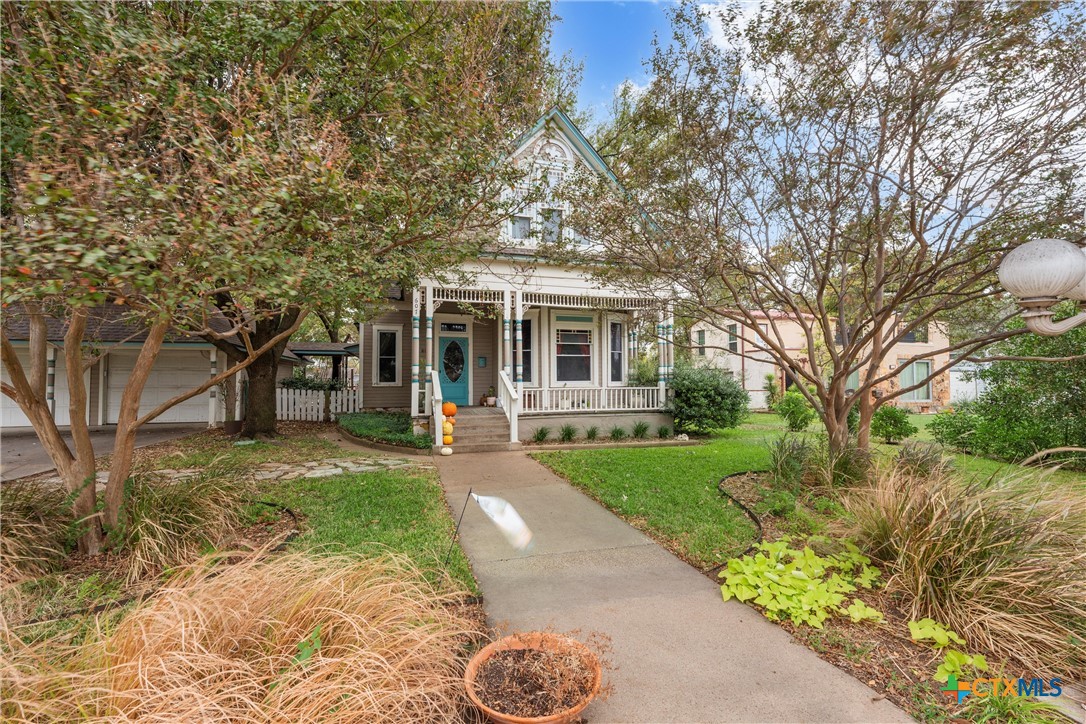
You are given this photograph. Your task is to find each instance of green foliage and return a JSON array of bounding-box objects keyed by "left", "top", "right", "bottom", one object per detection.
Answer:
[
  {"left": 632, "top": 421, "right": 650, "bottom": 439},
  {"left": 337, "top": 412, "right": 430, "bottom": 450},
  {"left": 935, "top": 323, "right": 1086, "bottom": 469},
  {"left": 532, "top": 427, "right": 551, "bottom": 443},
  {"left": 959, "top": 687, "right": 1064, "bottom": 723},
  {"left": 666, "top": 362, "right": 749, "bottom": 433},
  {"left": 764, "top": 374, "right": 781, "bottom": 412},
  {"left": 628, "top": 354, "right": 660, "bottom": 387},
  {"left": 657, "top": 425, "right": 672, "bottom": 439},
  {"left": 558, "top": 424, "right": 577, "bottom": 443},
  {"left": 584, "top": 426, "right": 600, "bottom": 441},
  {"left": 758, "top": 489, "right": 797, "bottom": 517},
  {"left": 809, "top": 436, "right": 873, "bottom": 488},
  {"left": 928, "top": 405, "right": 981, "bottom": 452},
  {"left": 719, "top": 538, "right": 882, "bottom": 629},
  {"left": 280, "top": 376, "right": 345, "bottom": 391},
  {"left": 609, "top": 426, "right": 627, "bottom": 441},
  {"left": 935, "top": 648, "right": 988, "bottom": 684},
  {"left": 776, "top": 391, "right": 816, "bottom": 432},
  {"left": 768, "top": 435, "right": 811, "bottom": 491},
  {"left": 843, "top": 599, "right": 885, "bottom": 624},
  {"left": 908, "top": 618, "right": 966, "bottom": 649},
  {"left": 871, "top": 406, "right": 918, "bottom": 444}
]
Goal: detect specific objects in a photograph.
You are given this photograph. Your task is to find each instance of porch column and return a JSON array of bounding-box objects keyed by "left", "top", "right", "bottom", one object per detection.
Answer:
[
  {"left": 46, "top": 345, "right": 57, "bottom": 417},
  {"left": 514, "top": 291, "right": 524, "bottom": 394},
  {"left": 628, "top": 326, "right": 636, "bottom": 379},
  {"left": 502, "top": 289, "right": 512, "bottom": 380},
  {"left": 424, "top": 285, "right": 434, "bottom": 415},
  {"left": 208, "top": 348, "right": 218, "bottom": 428},
  {"left": 410, "top": 290, "right": 421, "bottom": 417},
  {"left": 666, "top": 309, "right": 675, "bottom": 381},
  {"left": 656, "top": 310, "right": 666, "bottom": 395},
  {"left": 357, "top": 320, "right": 364, "bottom": 410}
]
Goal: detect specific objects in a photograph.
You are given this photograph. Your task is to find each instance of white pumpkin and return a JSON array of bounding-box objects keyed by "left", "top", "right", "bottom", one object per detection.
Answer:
[{"left": 440, "top": 446, "right": 453, "bottom": 456}]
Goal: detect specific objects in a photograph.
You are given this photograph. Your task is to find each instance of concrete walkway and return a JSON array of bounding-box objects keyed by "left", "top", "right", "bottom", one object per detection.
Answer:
[{"left": 436, "top": 451, "right": 912, "bottom": 723}]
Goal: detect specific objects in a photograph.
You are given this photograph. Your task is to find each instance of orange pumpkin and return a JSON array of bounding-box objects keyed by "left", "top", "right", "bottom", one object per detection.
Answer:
[
  {"left": 442, "top": 401, "right": 457, "bottom": 417},
  {"left": 448, "top": 417, "right": 456, "bottom": 426},
  {"left": 443, "top": 435, "right": 454, "bottom": 445}
]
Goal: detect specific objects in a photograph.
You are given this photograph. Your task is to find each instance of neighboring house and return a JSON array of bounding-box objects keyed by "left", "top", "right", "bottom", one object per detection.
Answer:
[
  {"left": 1, "top": 306, "right": 303, "bottom": 429},
  {"left": 355, "top": 108, "right": 674, "bottom": 449},
  {"left": 690, "top": 313, "right": 952, "bottom": 412},
  {"left": 948, "top": 359, "right": 989, "bottom": 403}
]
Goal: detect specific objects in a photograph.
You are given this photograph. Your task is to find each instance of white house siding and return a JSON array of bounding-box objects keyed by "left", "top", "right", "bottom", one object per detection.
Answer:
[
  {"left": 1, "top": 348, "right": 73, "bottom": 428},
  {"left": 107, "top": 348, "right": 210, "bottom": 424},
  {"left": 949, "top": 362, "right": 988, "bottom": 403}
]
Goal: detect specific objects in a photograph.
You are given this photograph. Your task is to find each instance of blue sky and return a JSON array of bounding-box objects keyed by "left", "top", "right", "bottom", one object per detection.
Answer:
[{"left": 550, "top": 1, "right": 676, "bottom": 129}]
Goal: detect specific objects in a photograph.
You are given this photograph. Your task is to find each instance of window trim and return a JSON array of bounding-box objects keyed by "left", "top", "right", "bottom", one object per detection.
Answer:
[
  {"left": 607, "top": 317, "right": 626, "bottom": 385},
  {"left": 517, "top": 311, "right": 539, "bottom": 387},
  {"left": 549, "top": 310, "right": 597, "bottom": 387},
  {"left": 897, "top": 358, "right": 932, "bottom": 402},
  {"left": 726, "top": 323, "right": 739, "bottom": 353},
  {"left": 371, "top": 324, "right": 403, "bottom": 387}
]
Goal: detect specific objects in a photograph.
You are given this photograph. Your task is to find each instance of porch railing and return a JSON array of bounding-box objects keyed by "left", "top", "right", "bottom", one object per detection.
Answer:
[
  {"left": 520, "top": 386, "right": 663, "bottom": 414},
  {"left": 430, "top": 370, "right": 445, "bottom": 448},
  {"left": 497, "top": 370, "right": 519, "bottom": 442}
]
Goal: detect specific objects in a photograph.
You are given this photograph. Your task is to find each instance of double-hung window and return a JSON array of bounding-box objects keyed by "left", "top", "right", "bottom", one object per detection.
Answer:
[
  {"left": 510, "top": 215, "right": 531, "bottom": 241},
  {"left": 897, "top": 359, "right": 932, "bottom": 401},
  {"left": 727, "top": 324, "right": 739, "bottom": 353},
  {"left": 555, "top": 327, "right": 592, "bottom": 382},
  {"left": 372, "top": 325, "right": 402, "bottom": 386},
  {"left": 609, "top": 322, "right": 624, "bottom": 383},
  {"left": 696, "top": 329, "right": 706, "bottom": 356}
]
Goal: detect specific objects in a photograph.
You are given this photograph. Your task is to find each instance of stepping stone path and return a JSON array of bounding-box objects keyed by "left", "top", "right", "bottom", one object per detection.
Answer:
[{"left": 33, "top": 457, "right": 429, "bottom": 490}]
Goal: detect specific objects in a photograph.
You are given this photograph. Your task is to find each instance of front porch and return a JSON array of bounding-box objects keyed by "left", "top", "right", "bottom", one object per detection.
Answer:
[{"left": 409, "top": 286, "right": 675, "bottom": 446}]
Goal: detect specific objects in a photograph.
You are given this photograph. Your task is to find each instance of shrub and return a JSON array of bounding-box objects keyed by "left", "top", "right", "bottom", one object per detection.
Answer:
[
  {"left": 895, "top": 441, "right": 946, "bottom": 478},
  {"left": 631, "top": 421, "right": 650, "bottom": 439},
  {"left": 0, "top": 479, "right": 68, "bottom": 584},
  {"left": 764, "top": 373, "right": 781, "bottom": 412},
  {"left": 584, "top": 426, "right": 599, "bottom": 441},
  {"left": 809, "top": 437, "right": 873, "bottom": 489},
  {"left": 666, "top": 362, "right": 749, "bottom": 433},
  {"left": 842, "top": 467, "right": 1086, "bottom": 677},
  {"left": 280, "top": 375, "right": 345, "bottom": 391},
  {"left": 775, "top": 390, "right": 816, "bottom": 432},
  {"left": 609, "top": 426, "right": 627, "bottom": 441},
  {"left": 118, "top": 466, "right": 252, "bottom": 582},
  {"left": 532, "top": 427, "right": 551, "bottom": 443},
  {"left": 657, "top": 425, "right": 671, "bottom": 439},
  {"left": 767, "top": 436, "right": 811, "bottom": 492},
  {"left": 870, "top": 406, "right": 918, "bottom": 444},
  {"left": 928, "top": 404, "right": 980, "bottom": 453},
  {"left": 758, "top": 489, "right": 797, "bottom": 517},
  {"left": 558, "top": 424, "right": 577, "bottom": 443},
  {"left": 628, "top": 353, "right": 660, "bottom": 387},
  {"left": 1, "top": 553, "right": 484, "bottom": 721},
  {"left": 338, "top": 412, "right": 431, "bottom": 449}
]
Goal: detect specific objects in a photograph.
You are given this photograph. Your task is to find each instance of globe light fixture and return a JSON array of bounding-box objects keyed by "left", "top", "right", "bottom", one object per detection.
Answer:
[{"left": 997, "top": 238, "right": 1086, "bottom": 336}]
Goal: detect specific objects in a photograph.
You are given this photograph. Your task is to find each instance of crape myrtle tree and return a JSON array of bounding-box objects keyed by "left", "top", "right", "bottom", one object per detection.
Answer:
[
  {"left": 564, "top": 1, "right": 1086, "bottom": 455},
  {"left": 197, "top": 2, "right": 553, "bottom": 436},
  {"left": 0, "top": 2, "right": 353, "bottom": 553}
]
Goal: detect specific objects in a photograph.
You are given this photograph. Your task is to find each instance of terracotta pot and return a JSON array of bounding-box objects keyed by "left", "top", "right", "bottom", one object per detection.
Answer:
[
  {"left": 223, "top": 420, "right": 243, "bottom": 435},
  {"left": 464, "top": 632, "right": 602, "bottom": 724}
]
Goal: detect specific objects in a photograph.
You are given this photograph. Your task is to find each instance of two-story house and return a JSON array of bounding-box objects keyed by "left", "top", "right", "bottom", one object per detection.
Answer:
[
  {"left": 690, "top": 313, "right": 951, "bottom": 412},
  {"left": 354, "top": 108, "right": 675, "bottom": 450}
]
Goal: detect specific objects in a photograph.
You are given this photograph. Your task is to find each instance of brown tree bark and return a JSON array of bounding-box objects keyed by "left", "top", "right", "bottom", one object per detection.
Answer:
[{"left": 240, "top": 307, "right": 301, "bottom": 437}]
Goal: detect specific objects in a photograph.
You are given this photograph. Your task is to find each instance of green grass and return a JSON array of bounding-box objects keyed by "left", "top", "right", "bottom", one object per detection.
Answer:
[
  {"left": 149, "top": 430, "right": 352, "bottom": 469},
  {"left": 532, "top": 413, "right": 1082, "bottom": 571},
  {"left": 265, "top": 466, "right": 476, "bottom": 594},
  {"left": 337, "top": 411, "right": 431, "bottom": 449}
]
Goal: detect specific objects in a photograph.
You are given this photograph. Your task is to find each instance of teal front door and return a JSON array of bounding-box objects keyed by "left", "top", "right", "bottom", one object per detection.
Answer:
[{"left": 438, "top": 336, "right": 470, "bottom": 406}]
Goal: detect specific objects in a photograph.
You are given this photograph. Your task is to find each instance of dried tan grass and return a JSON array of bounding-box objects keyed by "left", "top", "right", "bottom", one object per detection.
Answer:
[
  {"left": 842, "top": 462, "right": 1086, "bottom": 677},
  {"left": 0, "top": 479, "right": 68, "bottom": 584},
  {"left": 2, "top": 551, "right": 484, "bottom": 722}
]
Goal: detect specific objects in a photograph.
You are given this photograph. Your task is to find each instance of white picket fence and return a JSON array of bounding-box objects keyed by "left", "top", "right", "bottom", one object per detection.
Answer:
[{"left": 276, "top": 388, "right": 359, "bottom": 421}]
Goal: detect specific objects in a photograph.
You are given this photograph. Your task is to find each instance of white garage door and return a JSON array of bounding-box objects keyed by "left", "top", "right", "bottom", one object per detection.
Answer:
[
  {"left": 1, "top": 348, "right": 72, "bottom": 428},
  {"left": 108, "top": 349, "right": 210, "bottom": 424}
]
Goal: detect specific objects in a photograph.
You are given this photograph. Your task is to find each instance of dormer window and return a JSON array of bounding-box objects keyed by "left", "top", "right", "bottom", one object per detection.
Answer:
[{"left": 510, "top": 215, "right": 531, "bottom": 241}]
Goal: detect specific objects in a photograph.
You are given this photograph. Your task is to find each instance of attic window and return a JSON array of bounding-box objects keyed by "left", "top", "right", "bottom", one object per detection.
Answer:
[
  {"left": 541, "top": 209, "right": 562, "bottom": 244},
  {"left": 510, "top": 216, "right": 531, "bottom": 240}
]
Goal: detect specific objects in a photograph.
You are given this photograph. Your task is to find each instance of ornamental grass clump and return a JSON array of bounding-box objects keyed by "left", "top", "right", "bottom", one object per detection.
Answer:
[
  {"left": 842, "top": 464, "right": 1086, "bottom": 677},
  {"left": 1, "top": 552, "right": 484, "bottom": 723},
  {"left": 0, "top": 478, "right": 69, "bottom": 584}
]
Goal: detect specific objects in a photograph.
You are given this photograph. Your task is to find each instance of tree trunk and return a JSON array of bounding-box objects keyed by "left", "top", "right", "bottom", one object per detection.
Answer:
[{"left": 244, "top": 352, "right": 280, "bottom": 437}]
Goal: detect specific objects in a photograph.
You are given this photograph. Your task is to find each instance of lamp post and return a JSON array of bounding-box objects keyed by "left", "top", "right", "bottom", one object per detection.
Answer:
[{"left": 997, "top": 238, "right": 1086, "bottom": 336}]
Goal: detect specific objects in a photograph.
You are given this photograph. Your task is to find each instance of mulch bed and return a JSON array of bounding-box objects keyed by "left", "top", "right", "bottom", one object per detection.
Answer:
[{"left": 475, "top": 648, "right": 594, "bottom": 719}]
